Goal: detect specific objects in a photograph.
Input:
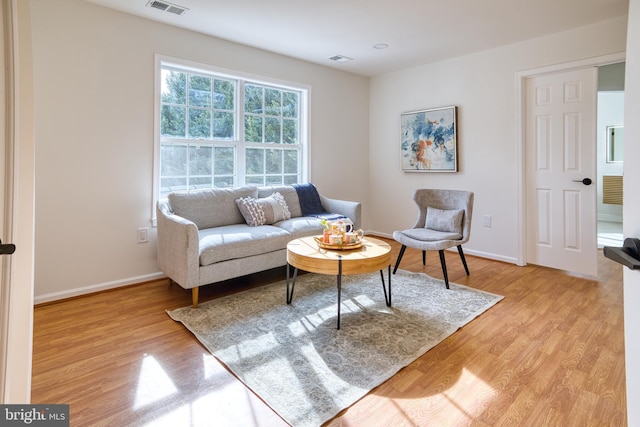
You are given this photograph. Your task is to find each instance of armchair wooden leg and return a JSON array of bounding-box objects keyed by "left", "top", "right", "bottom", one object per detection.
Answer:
[
  {"left": 422, "top": 250, "right": 426, "bottom": 266},
  {"left": 438, "top": 250, "right": 450, "bottom": 289},
  {"left": 457, "top": 245, "right": 470, "bottom": 275},
  {"left": 393, "top": 245, "right": 407, "bottom": 274},
  {"left": 192, "top": 287, "right": 199, "bottom": 308}
]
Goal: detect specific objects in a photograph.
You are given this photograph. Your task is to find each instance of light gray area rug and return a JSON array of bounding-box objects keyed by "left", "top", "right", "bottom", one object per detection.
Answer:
[{"left": 167, "top": 270, "right": 503, "bottom": 427}]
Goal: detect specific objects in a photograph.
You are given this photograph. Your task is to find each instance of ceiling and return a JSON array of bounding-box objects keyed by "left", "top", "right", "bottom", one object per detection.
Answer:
[{"left": 85, "top": 0, "right": 629, "bottom": 77}]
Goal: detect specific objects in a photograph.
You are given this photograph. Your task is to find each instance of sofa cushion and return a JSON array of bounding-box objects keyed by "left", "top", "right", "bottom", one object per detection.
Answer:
[
  {"left": 168, "top": 186, "right": 258, "bottom": 229},
  {"left": 401, "top": 227, "right": 462, "bottom": 241},
  {"left": 258, "top": 186, "right": 302, "bottom": 218},
  {"left": 276, "top": 216, "right": 325, "bottom": 239},
  {"left": 198, "top": 224, "right": 291, "bottom": 266},
  {"left": 426, "top": 207, "right": 464, "bottom": 234},
  {"left": 236, "top": 192, "right": 291, "bottom": 226}
]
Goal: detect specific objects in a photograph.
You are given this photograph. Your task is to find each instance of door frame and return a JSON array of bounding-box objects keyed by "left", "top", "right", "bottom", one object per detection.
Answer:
[
  {"left": 516, "top": 52, "right": 626, "bottom": 267},
  {"left": 1, "top": 0, "right": 36, "bottom": 403}
]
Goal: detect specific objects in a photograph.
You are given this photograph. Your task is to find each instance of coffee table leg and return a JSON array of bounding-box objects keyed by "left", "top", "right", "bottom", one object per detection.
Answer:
[
  {"left": 380, "top": 265, "right": 392, "bottom": 307},
  {"left": 286, "top": 264, "right": 298, "bottom": 304},
  {"left": 336, "top": 257, "right": 342, "bottom": 330}
]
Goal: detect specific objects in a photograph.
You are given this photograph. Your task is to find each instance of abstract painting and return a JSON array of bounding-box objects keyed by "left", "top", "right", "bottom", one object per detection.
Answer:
[{"left": 401, "top": 106, "right": 457, "bottom": 172}]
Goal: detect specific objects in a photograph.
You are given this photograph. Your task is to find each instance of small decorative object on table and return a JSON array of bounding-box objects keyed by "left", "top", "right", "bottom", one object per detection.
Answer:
[
  {"left": 317, "top": 218, "right": 364, "bottom": 249},
  {"left": 313, "top": 235, "right": 364, "bottom": 250}
]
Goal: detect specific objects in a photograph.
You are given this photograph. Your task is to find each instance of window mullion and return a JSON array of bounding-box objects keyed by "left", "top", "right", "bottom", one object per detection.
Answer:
[{"left": 237, "top": 80, "right": 245, "bottom": 186}]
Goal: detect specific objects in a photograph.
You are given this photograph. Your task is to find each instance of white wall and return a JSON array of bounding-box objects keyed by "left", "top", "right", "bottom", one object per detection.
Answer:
[
  {"left": 30, "top": 0, "right": 369, "bottom": 301},
  {"left": 623, "top": 0, "right": 640, "bottom": 423},
  {"left": 369, "top": 16, "right": 628, "bottom": 262}
]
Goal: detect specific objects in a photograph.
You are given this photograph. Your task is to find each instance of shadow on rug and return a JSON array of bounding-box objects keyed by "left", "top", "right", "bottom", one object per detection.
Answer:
[{"left": 167, "top": 269, "right": 503, "bottom": 427}]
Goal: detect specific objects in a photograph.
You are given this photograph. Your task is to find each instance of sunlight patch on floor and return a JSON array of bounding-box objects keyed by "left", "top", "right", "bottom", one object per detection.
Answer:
[
  {"left": 134, "top": 354, "right": 178, "bottom": 410},
  {"left": 141, "top": 383, "right": 269, "bottom": 427},
  {"left": 385, "top": 368, "right": 496, "bottom": 425}
]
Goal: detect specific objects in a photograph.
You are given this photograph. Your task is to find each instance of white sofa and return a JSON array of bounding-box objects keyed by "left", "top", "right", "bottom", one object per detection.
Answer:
[{"left": 156, "top": 184, "right": 361, "bottom": 307}]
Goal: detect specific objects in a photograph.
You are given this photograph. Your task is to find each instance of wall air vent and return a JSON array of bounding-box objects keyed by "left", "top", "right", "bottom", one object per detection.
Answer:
[{"left": 146, "top": 0, "right": 189, "bottom": 16}]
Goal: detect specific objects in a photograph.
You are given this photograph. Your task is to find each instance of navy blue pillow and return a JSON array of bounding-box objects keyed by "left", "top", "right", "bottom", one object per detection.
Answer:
[{"left": 292, "top": 183, "right": 325, "bottom": 216}]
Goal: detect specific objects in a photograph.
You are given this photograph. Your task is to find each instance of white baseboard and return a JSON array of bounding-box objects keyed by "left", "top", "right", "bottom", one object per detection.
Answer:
[
  {"left": 34, "top": 271, "right": 166, "bottom": 305},
  {"left": 462, "top": 248, "right": 517, "bottom": 264},
  {"left": 597, "top": 214, "right": 623, "bottom": 223},
  {"left": 34, "top": 233, "right": 520, "bottom": 305}
]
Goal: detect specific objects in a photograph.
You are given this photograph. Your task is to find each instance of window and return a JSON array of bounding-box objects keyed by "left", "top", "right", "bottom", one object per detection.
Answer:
[{"left": 155, "top": 57, "right": 308, "bottom": 200}]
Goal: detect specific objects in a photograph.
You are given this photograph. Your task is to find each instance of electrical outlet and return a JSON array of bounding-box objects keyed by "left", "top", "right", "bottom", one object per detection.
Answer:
[
  {"left": 483, "top": 215, "right": 492, "bottom": 228},
  {"left": 138, "top": 227, "right": 149, "bottom": 243}
]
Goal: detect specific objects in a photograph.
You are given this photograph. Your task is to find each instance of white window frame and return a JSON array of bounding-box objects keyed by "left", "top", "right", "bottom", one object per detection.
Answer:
[{"left": 152, "top": 54, "right": 310, "bottom": 225}]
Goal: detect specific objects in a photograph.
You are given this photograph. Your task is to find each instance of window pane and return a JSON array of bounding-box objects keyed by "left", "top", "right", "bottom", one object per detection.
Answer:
[
  {"left": 246, "top": 148, "right": 264, "bottom": 174},
  {"left": 283, "top": 119, "right": 297, "bottom": 144},
  {"left": 265, "top": 117, "right": 281, "bottom": 143},
  {"left": 214, "top": 176, "right": 234, "bottom": 187},
  {"left": 189, "top": 75, "right": 212, "bottom": 107},
  {"left": 245, "top": 85, "right": 263, "bottom": 113},
  {"left": 214, "top": 79, "right": 234, "bottom": 110},
  {"left": 161, "top": 70, "right": 186, "bottom": 104},
  {"left": 284, "top": 175, "right": 298, "bottom": 185},
  {"left": 190, "top": 177, "right": 213, "bottom": 189},
  {"left": 161, "top": 177, "right": 187, "bottom": 196},
  {"left": 283, "top": 150, "right": 298, "bottom": 174},
  {"left": 246, "top": 176, "right": 264, "bottom": 185},
  {"left": 161, "top": 145, "right": 187, "bottom": 175},
  {"left": 266, "top": 176, "right": 282, "bottom": 185},
  {"left": 189, "top": 145, "right": 212, "bottom": 175},
  {"left": 213, "top": 112, "right": 234, "bottom": 140},
  {"left": 265, "top": 88, "right": 281, "bottom": 116},
  {"left": 266, "top": 149, "right": 282, "bottom": 174},
  {"left": 283, "top": 91, "right": 298, "bottom": 118},
  {"left": 161, "top": 105, "right": 186, "bottom": 137},
  {"left": 189, "top": 109, "right": 211, "bottom": 139},
  {"left": 214, "top": 147, "right": 234, "bottom": 175},
  {"left": 244, "top": 115, "right": 263, "bottom": 143}
]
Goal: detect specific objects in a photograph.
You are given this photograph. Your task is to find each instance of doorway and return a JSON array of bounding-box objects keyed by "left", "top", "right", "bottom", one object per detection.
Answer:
[
  {"left": 524, "top": 66, "right": 599, "bottom": 276},
  {"left": 517, "top": 52, "right": 626, "bottom": 273},
  {"left": 596, "top": 62, "right": 625, "bottom": 248}
]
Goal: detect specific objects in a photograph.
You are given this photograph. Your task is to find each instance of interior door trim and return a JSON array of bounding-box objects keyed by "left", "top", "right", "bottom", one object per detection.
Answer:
[{"left": 515, "top": 51, "right": 626, "bottom": 267}]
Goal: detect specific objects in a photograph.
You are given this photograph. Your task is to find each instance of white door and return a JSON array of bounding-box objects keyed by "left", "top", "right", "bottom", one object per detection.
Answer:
[{"left": 525, "top": 67, "right": 598, "bottom": 276}]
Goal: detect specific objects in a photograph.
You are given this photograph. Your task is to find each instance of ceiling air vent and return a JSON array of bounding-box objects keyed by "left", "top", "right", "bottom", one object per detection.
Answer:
[
  {"left": 329, "top": 55, "right": 353, "bottom": 63},
  {"left": 146, "top": 0, "right": 189, "bottom": 16}
]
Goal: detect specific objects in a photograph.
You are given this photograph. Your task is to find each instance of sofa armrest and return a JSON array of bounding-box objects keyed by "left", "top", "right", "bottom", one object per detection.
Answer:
[
  {"left": 156, "top": 200, "right": 200, "bottom": 289},
  {"left": 320, "top": 196, "right": 362, "bottom": 229}
]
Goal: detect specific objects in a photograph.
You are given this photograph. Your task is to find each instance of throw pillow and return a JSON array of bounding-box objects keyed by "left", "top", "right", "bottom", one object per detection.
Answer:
[
  {"left": 236, "top": 192, "right": 291, "bottom": 226},
  {"left": 425, "top": 207, "right": 464, "bottom": 234}
]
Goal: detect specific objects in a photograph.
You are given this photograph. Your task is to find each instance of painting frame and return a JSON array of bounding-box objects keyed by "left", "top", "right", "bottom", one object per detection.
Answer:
[{"left": 401, "top": 106, "right": 458, "bottom": 172}]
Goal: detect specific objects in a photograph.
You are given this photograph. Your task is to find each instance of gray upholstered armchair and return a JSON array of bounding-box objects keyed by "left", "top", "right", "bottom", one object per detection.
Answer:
[{"left": 392, "top": 189, "right": 474, "bottom": 288}]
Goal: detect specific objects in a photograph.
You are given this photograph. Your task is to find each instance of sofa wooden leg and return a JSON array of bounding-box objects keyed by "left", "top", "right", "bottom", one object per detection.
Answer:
[{"left": 192, "top": 287, "right": 199, "bottom": 308}]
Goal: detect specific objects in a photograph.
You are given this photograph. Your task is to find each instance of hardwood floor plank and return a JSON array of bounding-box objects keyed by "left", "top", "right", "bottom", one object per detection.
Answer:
[{"left": 31, "top": 237, "right": 627, "bottom": 426}]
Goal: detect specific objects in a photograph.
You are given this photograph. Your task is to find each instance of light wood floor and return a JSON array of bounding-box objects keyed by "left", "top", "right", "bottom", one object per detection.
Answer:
[{"left": 31, "top": 237, "right": 627, "bottom": 426}]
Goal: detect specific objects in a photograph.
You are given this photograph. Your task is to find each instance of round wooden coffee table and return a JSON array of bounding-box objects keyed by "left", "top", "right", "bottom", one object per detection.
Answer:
[{"left": 286, "top": 235, "right": 392, "bottom": 329}]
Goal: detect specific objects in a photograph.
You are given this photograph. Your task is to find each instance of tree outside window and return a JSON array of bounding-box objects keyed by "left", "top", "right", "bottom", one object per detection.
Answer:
[{"left": 158, "top": 62, "right": 305, "bottom": 198}]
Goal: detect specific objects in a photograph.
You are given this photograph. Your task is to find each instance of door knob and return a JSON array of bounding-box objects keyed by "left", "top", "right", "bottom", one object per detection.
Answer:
[{"left": 572, "top": 178, "right": 592, "bottom": 185}]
